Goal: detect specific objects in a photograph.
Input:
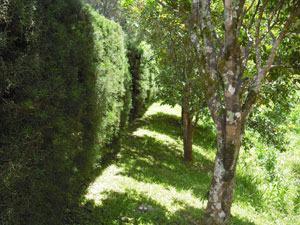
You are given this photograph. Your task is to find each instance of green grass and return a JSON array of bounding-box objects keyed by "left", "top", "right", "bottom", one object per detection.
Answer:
[{"left": 80, "top": 103, "right": 300, "bottom": 225}]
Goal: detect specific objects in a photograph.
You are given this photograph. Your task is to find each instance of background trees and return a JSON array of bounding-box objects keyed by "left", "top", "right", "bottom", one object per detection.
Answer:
[
  {"left": 124, "top": 1, "right": 208, "bottom": 161},
  {"left": 123, "top": 0, "right": 300, "bottom": 224}
]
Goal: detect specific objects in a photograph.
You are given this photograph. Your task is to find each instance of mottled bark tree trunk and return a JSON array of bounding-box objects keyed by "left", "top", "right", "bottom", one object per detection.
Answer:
[
  {"left": 182, "top": 107, "right": 194, "bottom": 161},
  {"left": 203, "top": 120, "right": 244, "bottom": 224}
]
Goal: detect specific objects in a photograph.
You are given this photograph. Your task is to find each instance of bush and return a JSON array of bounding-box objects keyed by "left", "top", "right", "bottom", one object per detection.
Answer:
[
  {"left": 0, "top": 1, "right": 130, "bottom": 224},
  {"left": 89, "top": 6, "right": 131, "bottom": 150},
  {"left": 127, "top": 41, "right": 158, "bottom": 120}
]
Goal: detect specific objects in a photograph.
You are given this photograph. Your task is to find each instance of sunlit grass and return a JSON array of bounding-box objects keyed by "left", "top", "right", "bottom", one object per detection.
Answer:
[
  {"left": 133, "top": 128, "right": 181, "bottom": 146},
  {"left": 87, "top": 164, "right": 206, "bottom": 212},
  {"left": 145, "top": 102, "right": 181, "bottom": 117},
  {"left": 84, "top": 103, "right": 300, "bottom": 225}
]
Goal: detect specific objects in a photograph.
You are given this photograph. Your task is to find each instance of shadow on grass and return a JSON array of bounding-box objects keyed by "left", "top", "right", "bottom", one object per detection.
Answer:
[
  {"left": 88, "top": 137, "right": 123, "bottom": 186},
  {"left": 234, "top": 174, "right": 266, "bottom": 211},
  {"left": 79, "top": 111, "right": 264, "bottom": 224},
  {"left": 67, "top": 190, "right": 205, "bottom": 225},
  {"left": 89, "top": 190, "right": 172, "bottom": 225},
  {"left": 116, "top": 112, "right": 264, "bottom": 207},
  {"left": 230, "top": 216, "right": 256, "bottom": 225},
  {"left": 117, "top": 134, "right": 213, "bottom": 200},
  {"left": 143, "top": 112, "right": 217, "bottom": 151},
  {"left": 65, "top": 190, "right": 256, "bottom": 225}
]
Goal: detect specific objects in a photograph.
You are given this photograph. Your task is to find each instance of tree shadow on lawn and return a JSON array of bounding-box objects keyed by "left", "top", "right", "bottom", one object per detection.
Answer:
[
  {"left": 117, "top": 133, "right": 213, "bottom": 200},
  {"left": 116, "top": 112, "right": 264, "bottom": 206},
  {"left": 172, "top": 201, "right": 257, "bottom": 225},
  {"left": 122, "top": 112, "right": 266, "bottom": 210},
  {"left": 117, "top": 133, "right": 265, "bottom": 211},
  {"left": 66, "top": 190, "right": 256, "bottom": 225},
  {"left": 230, "top": 216, "right": 256, "bottom": 225},
  {"left": 78, "top": 190, "right": 206, "bottom": 225},
  {"left": 89, "top": 190, "right": 205, "bottom": 225},
  {"left": 85, "top": 112, "right": 264, "bottom": 224},
  {"left": 143, "top": 112, "right": 217, "bottom": 151}
]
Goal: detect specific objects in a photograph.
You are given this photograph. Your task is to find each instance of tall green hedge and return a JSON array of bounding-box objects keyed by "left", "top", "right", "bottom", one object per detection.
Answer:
[
  {"left": 0, "top": 1, "right": 131, "bottom": 224},
  {"left": 127, "top": 41, "right": 158, "bottom": 120},
  {"left": 89, "top": 6, "right": 131, "bottom": 151}
]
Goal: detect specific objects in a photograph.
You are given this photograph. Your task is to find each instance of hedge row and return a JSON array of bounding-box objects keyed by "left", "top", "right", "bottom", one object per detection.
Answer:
[
  {"left": 0, "top": 1, "right": 156, "bottom": 224},
  {"left": 0, "top": 1, "right": 100, "bottom": 224}
]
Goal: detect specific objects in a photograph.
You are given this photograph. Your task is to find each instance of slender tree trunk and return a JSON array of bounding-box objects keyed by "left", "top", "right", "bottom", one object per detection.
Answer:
[
  {"left": 182, "top": 107, "right": 194, "bottom": 161},
  {"left": 202, "top": 120, "right": 243, "bottom": 225}
]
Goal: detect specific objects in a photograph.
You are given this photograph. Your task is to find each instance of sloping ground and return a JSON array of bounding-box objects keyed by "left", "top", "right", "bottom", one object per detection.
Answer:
[{"left": 84, "top": 103, "right": 300, "bottom": 225}]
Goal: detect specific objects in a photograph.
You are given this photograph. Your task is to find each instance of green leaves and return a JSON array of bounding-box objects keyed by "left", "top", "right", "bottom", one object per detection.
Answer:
[
  {"left": 127, "top": 41, "right": 158, "bottom": 120},
  {"left": 0, "top": 1, "right": 132, "bottom": 224}
]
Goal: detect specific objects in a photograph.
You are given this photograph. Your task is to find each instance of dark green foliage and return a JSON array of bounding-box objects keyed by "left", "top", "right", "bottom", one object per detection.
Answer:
[
  {"left": 245, "top": 73, "right": 299, "bottom": 152},
  {"left": 127, "top": 41, "right": 158, "bottom": 120},
  {"left": 0, "top": 1, "right": 131, "bottom": 224},
  {"left": 0, "top": 1, "right": 98, "bottom": 224},
  {"left": 88, "top": 6, "right": 131, "bottom": 149}
]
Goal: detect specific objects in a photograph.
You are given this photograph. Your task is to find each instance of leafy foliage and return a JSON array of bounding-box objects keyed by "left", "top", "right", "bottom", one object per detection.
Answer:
[
  {"left": 245, "top": 77, "right": 299, "bottom": 151},
  {"left": 0, "top": 1, "right": 131, "bottom": 224},
  {"left": 89, "top": 5, "right": 131, "bottom": 148},
  {"left": 127, "top": 41, "right": 158, "bottom": 120}
]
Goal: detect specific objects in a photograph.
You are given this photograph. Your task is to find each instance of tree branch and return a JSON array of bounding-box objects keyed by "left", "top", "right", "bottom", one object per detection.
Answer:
[
  {"left": 236, "top": 0, "right": 246, "bottom": 37},
  {"left": 260, "top": 10, "right": 299, "bottom": 83},
  {"left": 240, "top": 40, "right": 254, "bottom": 76},
  {"left": 242, "top": 6, "right": 300, "bottom": 123},
  {"left": 255, "top": 0, "right": 269, "bottom": 72},
  {"left": 247, "top": 0, "right": 260, "bottom": 31},
  {"left": 260, "top": 2, "right": 284, "bottom": 42}
]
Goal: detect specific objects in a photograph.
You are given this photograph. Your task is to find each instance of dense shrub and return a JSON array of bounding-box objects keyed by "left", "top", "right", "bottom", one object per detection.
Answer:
[
  {"left": 127, "top": 41, "right": 158, "bottom": 120},
  {"left": 89, "top": 7, "right": 131, "bottom": 148},
  {"left": 0, "top": 1, "right": 130, "bottom": 224}
]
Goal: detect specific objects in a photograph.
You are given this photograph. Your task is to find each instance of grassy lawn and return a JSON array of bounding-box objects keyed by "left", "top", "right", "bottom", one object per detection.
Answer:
[{"left": 82, "top": 103, "right": 300, "bottom": 225}]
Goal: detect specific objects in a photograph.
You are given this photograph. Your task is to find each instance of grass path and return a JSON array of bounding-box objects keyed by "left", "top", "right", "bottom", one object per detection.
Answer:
[{"left": 84, "top": 103, "right": 300, "bottom": 225}]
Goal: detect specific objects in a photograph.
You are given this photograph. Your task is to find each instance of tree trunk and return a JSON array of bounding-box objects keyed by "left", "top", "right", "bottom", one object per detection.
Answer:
[
  {"left": 185, "top": 0, "right": 298, "bottom": 224},
  {"left": 181, "top": 106, "right": 184, "bottom": 125},
  {"left": 202, "top": 121, "right": 243, "bottom": 225},
  {"left": 182, "top": 107, "right": 194, "bottom": 161}
]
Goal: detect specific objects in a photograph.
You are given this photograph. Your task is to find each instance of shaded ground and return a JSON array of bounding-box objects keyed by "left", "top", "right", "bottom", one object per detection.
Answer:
[{"left": 76, "top": 103, "right": 300, "bottom": 225}]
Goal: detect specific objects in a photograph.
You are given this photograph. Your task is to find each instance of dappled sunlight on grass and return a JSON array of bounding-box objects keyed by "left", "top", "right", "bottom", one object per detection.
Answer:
[
  {"left": 86, "top": 165, "right": 126, "bottom": 202},
  {"left": 86, "top": 165, "right": 206, "bottom": 213},
  {"left": 230, "top": 204, "right": 258, "bottom": 225},
  {"left": 140, "top": 111, "right": 217, "bottom": 161},
  {"left": 133, "top": 128, "right": 182, "bottom": 147},
  {"left": 116, "top": 133, "right": 213, "bottom": 197},
  {"left": 132, "top": 127, "right": 215, "bottom": 172},
  {"left": 85, "top": 104, "right": 214, "bottom": 224},
  {"left": 84, "top": 103, "right": 300, "bottom": 224}
]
